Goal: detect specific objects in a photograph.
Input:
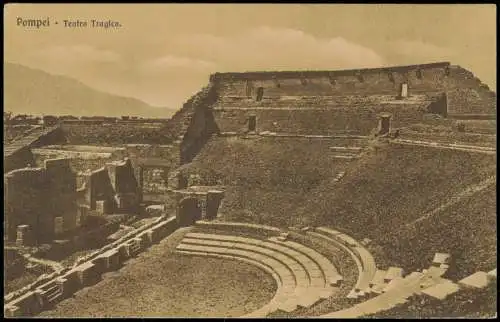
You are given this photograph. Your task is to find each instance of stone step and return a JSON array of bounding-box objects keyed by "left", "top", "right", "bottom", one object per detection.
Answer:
[
  {"left": 184, "top": 232, "right": 332, "bottom": 288},
  {"left": 268, "top": 237, "right": 341, "bottom": 288},
  {"left": 176, "top": 246, "right": 296, "bottom": 290},
  {"left": 308, "top": 229, "right": 377, "bottom": 298},
  {"left": 47, "top": 291, "right": 62, "bottom": 303},
  {"left": 330, "top": 154, "right": 360, "bottom": 160},
  {"left": 176, "top": 240, "right": 332, "bottom": 313},
  {"left": 329, "top": 146, "right": 363, "bottom": 152}
]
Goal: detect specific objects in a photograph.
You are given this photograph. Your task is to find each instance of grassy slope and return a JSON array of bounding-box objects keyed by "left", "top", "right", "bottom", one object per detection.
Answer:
[
  {"left": 381, "top": 185, "right": 497, "bottom": 279},
  {"left": 297, "top": 141, "right": 495, "bottom": 274},
  {"left": 186, "top": 136, "right": 495, "bottom": 273},
  {"left": 183, "top": 136, "right": 357, "bottom": 228}
]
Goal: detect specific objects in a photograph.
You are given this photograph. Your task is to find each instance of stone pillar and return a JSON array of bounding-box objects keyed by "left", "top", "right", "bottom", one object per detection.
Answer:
[
  {"left": 54, "top": 217, "right": 64, "bottom": 235},
  {"left": 96, "top": 200, "right": 107, "bottom": 215},
  {"left": 200, "top": 198, "right": 207, "bottom": 219},
  {"left": 138, "top": 166, "right": 144, "bottom": 201},
  {"left": 76, "top": 206, "right": 89, "bottom": 227},
  {"left": 206, "top": 190, "right": 225, "bottom": 220},
  {"left": 178, "top": 174, "right": 188, "bottom": 189},
  {"left": 16, "top": 225, "right": 33, "bottom": 246},
  {"left": 400, "top": 83, "right": 409, "bottom": 98}
]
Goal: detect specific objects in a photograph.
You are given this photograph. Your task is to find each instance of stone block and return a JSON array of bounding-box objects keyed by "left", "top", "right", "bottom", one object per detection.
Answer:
[
  {"left": 75, "top": 262, "right": 99, "bottom": 287},
  {"left": 4, "top": 305, "right": 22, "bottom": 317},
  {"left": 487, "top": 268, "right": 496, "bottom": 279},
  {"left": 432, "top": 253, "right": 451, "bottom": 265},
  {"left": 107, "top": 249, "right": 121, "bottom": 269},
  {"left": 458, "top": 271, "right": 490, "bottom": 289},
  {"left": 95, "top": 200, "right": 108, "bottom": 215},
  {"left": 385, "top": 267, "right": 404, "bottom": 282},
  {"left": 370, "top": 270, "right": 387, "bottom": 287},
  {"left": 56, "top": 277, "right": 70, "bottom": 298},
  {"left": 329, "top": 275, "right": 343, "bottom": 287},
  {"left": 119, "top": 244, "right": 131, "bottom": 259},
  {"left": 10, "top": 290, "right": 41, "bottom": 317},
  {"left": 54, "top": 217, "right": 64, "bottom": 235},
  {"left": 422, "top": 280, "right": 460, "bottom": 300},
  {"left": 92, "top": 256, "right": 108, "bottom": 273},
  {"left": 63, "top": 269, "right": 82, "bottom": 294},
  {"left": 16, "top": 224, "right": 33, "bottom": 246}
]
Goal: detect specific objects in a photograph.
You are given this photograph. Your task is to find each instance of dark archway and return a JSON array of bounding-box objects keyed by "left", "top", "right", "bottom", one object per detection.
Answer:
[
  {"left": 379, "top": 114, "right": 392, "bottom": 135},
  {"left": 248, "top": 115, "right": 257, "bottom": 132},
  {"left": 177, "top": 198, "right": 202, "bottom": 227}
]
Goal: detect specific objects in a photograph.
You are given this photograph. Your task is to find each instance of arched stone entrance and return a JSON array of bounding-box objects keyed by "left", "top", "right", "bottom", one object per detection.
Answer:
[{"left": 177, "top": 197, "right": 202, "bottom": 227}]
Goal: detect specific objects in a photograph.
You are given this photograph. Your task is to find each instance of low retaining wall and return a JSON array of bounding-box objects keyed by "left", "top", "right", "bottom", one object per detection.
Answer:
[
  {"left": 194, "top": 220, "right": 283, "bottom": 238},
  {"left": 4, "top": 216, "right": 179, "bottom": 317}
]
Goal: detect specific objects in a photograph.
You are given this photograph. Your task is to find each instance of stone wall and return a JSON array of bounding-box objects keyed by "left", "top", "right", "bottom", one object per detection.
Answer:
[
  {"left": 32, "top": 144, "right": 179, "bottom": 200},
  {"left": 211, "top": 62, "right": 451, "bottom": 98},
  {"left": 4, "top": 216, "right": 180, "bottom": 317},
  {"left": 181, "top": 62, "right": 494, "bottom": 138},
  {"left": 180, "top": 84, "right": 220, "bottom": 164},
  {"left": 77, "top": 158, "right": 141, "bottom": 213},
  {"left": 32, "top": 147, "right": 124, "bottom": 174},
  {"left": 60, "top": 123, "right": 176, "bottom": 146},
  {"left": 4, "top": 126, "right": 65, "bottom": 173},
  {"left": 213, "top": 98, "right": 434, "bottom": 135},
  {"left": 446, "top": 66, "right": 496, "bottom": 115},
  {"left": 4, "top": 158, "right": 77, "bottom": 244}
]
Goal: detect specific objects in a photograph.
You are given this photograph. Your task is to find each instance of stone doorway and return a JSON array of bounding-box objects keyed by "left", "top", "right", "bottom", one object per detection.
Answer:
[
  {"left": 248, "top": 115, "right": 257, "bottom": 132},
  {"left": 379, "top": 113, "right": 392, "bottom": 135},
  {"left": 256, "top": 87, "right": 264, "bottom": 101}
]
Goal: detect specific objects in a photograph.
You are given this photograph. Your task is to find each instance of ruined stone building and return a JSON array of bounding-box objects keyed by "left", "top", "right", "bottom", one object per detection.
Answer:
[
  {"left": 4, "top": 157, "right": 141, "bottom": 246},
  {"left": 3, "top": 62, "right": 496, "bottom": 244}
]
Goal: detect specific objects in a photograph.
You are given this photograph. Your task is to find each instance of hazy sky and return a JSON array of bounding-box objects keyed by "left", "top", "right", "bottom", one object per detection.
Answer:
[{"left": 4, "top": 4, "right": 496, "bottom": 108}]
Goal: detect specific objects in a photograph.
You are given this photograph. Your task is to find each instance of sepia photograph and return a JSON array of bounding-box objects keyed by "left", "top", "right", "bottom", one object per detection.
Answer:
[{"left": 3, "top": 3, "right": 497, "bottom": 318}]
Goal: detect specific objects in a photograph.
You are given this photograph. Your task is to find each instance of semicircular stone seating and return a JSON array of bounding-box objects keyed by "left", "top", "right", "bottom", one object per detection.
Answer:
[
  {"left": 175, "top": 228, "right": 344, "bottom": 317},
  {"left": 305, "top": 227, "right": 377, "bottom": 299}
]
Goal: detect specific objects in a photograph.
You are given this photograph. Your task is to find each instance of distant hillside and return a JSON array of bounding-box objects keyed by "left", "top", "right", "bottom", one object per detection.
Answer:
[{"left": 4, "top": 62, "right": 177, "bottom": 118}]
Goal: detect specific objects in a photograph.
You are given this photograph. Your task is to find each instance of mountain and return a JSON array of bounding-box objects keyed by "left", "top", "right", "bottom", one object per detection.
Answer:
[{"left": 3, "top": 62, "right": 178, "bottom": 118}]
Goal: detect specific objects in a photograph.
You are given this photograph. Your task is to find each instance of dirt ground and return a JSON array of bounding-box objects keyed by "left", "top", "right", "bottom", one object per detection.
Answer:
[{"left": 39, "top": 227, "right": 277, "bottom": 318}]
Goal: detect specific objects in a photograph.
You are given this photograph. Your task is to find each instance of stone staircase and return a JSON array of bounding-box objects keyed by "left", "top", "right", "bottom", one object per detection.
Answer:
[
  {"left": 175, "top": 230, "right": 344, "bottom": 316},
  {"left": 127, "top": 238, "right": 143, "bottom": 257},
  {"left": 38, "top": 281, "right": 63, "bottom": 306}
]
